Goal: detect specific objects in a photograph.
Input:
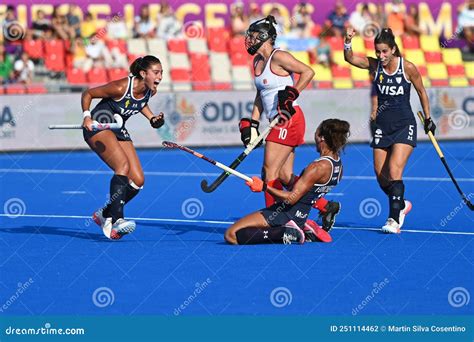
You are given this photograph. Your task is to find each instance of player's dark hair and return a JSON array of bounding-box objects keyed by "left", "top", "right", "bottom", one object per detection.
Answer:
[
  {"left": 318, "top": 119, "right": 351, "bottom": 153},
  {"left": 374, "top": 28, "right": 401, "bottom": 57},
  {"left": 130, "top": 55, "right": 161, "bottom": 79}
]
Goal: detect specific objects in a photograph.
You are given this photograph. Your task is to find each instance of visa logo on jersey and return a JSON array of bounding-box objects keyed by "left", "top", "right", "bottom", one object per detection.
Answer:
[{"left": 377, "top": 84, "right": 405, "bottom": 96}]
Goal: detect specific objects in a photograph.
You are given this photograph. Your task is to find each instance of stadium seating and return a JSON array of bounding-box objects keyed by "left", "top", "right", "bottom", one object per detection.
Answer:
[{"left": 4, "top": 22, "right": 471, "bottom": 92}]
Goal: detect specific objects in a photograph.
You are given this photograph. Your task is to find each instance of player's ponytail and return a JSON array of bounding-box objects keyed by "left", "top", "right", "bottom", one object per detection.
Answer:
[
  {"left": 318, "top": 119, "right": 351, "bottom": 153},
  {"left": 130, "top": 55, "right": 161, "bottom": 79},
  {"left": 374, "top": 28, "right": 401, "bottom": 57}
]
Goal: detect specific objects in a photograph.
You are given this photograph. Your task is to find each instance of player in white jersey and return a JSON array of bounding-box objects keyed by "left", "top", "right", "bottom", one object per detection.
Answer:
[{"left": 239, "top": 15, "right": 341, "bottom": 232}]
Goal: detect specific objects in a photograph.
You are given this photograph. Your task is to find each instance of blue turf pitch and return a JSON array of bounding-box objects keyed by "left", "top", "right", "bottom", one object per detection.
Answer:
[{"left": 0, "top": 141, "right": 473, "bottom": 315}]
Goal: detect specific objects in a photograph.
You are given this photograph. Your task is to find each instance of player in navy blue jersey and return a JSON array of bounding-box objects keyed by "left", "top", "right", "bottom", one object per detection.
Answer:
[
  {"left": 81, "top": 55, "right": 165, "bottom": 240},
  {"left": 343, "top": 27, "right": 436, "bottom": 233},
  {"left": 225, "top": 119, "right": 349, "bottom": 245}
]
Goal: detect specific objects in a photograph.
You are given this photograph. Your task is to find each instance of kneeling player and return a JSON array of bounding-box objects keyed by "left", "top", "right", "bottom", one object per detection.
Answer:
[{"left": 225, "top": 119, "right": 350, "bottom": 245}]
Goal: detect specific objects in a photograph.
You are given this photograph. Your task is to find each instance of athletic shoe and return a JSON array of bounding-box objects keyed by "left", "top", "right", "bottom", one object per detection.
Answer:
[
  {"left": 318, "top": 201, "right": 341, "bottom": 232},
  {"left": 110, "top": 218, "right": 136, "bottom": 240},
  {"left": 398, "top": 200, "right": 412, "bottom": 228},
  {"left": 282, "top": 221, "right": 305, "bottom": 245},
  {"left": 303, "top": 219, "right": 332, "bottom": 243},
  {"left": 92, "top": 208, "right": 108, "bottom": 227},
  {"left": 381, "top": 218, "right": 400, "bottom": 234}
]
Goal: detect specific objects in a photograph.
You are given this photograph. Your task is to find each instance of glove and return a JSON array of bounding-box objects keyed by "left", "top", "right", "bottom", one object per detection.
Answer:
[
  {"left": 277, "top": 85, "right": 299, "bottom": 120},
  {"left": 245, "top": 176, "right": 267, "bottom": 192},
  {"left": 239, "top": 118, "right": 261, "bottom": 147},
  {"left": 150, "top": 115, "right": 164, "bottom": 129},
  {"left": 424, "top": 117, "right": 436, "bottom": 135},
  {"left": 370, "top": 119, "right": 377, "bottom": 138}
]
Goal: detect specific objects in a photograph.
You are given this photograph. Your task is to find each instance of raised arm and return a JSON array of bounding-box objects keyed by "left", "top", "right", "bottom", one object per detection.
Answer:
[{"left": 343, "top": 27, "right": 377, "bottom": 70}]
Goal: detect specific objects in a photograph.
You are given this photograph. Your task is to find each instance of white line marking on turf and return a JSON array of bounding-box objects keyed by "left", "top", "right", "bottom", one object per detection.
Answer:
[
  {"left": 1, "top": 214, "right": 473, "bottom": 236},
  {"left": 62, "top": 191, "right": 86, "bottom": 195},
  {"left": 0, "top": 168, "right": 473, "bottom": 182}
]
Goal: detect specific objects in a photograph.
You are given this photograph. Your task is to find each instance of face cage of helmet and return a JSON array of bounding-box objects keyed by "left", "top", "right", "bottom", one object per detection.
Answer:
[{"left": 245, "top": 30, "right": 274, "bottom": 55}]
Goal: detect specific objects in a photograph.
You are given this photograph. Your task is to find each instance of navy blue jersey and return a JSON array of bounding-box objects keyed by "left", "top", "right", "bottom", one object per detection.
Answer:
[
  {"left": 373, "top": 57, "right": 413, "bottom": 123},
  {"left": 91, "top": 76, "right": 152, "bottom": 125},
  {"left": 262, "top": 156, "right": 342, "bottom": 228}
]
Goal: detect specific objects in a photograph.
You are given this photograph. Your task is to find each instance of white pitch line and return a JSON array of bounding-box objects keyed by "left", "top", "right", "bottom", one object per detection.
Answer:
[
  {"left": 0, "top": 213, "right": 473, "bottom": 236},
  {"left": 0, "top": 168, "right": 473, "bottom": 182},
  {"left": 62, "top": 191, "right": 86, "bottom": 195}
]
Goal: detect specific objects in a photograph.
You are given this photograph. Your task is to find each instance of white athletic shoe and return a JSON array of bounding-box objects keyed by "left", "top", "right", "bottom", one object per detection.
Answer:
[
  {"left": 381, "top": 218, "right": 400, "bottom": 234},
  {"left": 110, "top": 218, "right": 136, "bottom": 240},
  {"left": 398, "top": 200, "right": 412, "bottom": 228}
]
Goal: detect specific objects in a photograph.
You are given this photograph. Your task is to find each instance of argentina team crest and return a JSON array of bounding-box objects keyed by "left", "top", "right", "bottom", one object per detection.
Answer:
[{"left": 155, "top": 94, "right": 197, "bottom": 142}]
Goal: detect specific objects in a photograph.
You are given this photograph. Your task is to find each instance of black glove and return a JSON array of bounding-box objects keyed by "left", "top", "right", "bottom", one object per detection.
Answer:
[
  {"left": 424, "top": 117, "right": 436, "bottom": 135},
  {"left": 277, "top": 85, "right": 299, "bottom": 119},
  {"left": 370, "top": 119, "right": 377, "bottom": 138},
  {"left": 150, "top": 115, "right": 164, "bottom": 129},
  {"left": 239, "top": 118, "right": 261, "bottom": 147}
]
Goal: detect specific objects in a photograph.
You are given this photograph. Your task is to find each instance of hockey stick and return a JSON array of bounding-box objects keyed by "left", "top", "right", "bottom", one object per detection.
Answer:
[
  {"left": 200, "top": 115, "right": 281, "bottom": 193},
  {"left": 162, "top": 141, "right": 252, "bottom": 182},
  {"left": 417, "top": 111, "right": 473, "bottom": 210},
  {"left": 49, "top": 114, "right": 123, "bottom": 131}
]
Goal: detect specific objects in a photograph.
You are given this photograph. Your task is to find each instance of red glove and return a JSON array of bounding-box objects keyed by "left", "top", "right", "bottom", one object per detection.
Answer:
[{"left": 245, "top": 176, "right": 267, "bottom": 192}]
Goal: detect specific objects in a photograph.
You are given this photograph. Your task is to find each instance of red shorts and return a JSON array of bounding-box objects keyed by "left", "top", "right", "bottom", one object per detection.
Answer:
[{"left": 266, "top": 106, "right": 306, "bottom": 147}]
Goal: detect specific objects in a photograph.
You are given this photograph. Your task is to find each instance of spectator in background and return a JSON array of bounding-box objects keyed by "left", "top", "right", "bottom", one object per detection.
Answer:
[
  {"left": 135, "top": 5, "right": 155, "bottom": 38},
  {"left": 457, "top": 0, "right": 474, "bottom": 52},
  {"left": 349, "top": 4, "right": 374, "bottom": 35},
  {"left": 71, "top": 38, "right": 93, "bottom": 72},
  {"left": 325, "top": 2, "right": 349, "bottom": 37},
  {"left": 374, "top": 3, "right": 387, "bottom": 28},
  {"left": 0, "top": 45, "right": 14, "bottom": 84},
  {"left": 52, "top": 6, "right": 75, "bottom": 40},
  {"left": 107, "top": 13, "right": 130, "bottom": 40},
  {"left": 313, "top": 35, "right": 333, "bottom": 67},
  {"left": 66, "top": 4, "right": 81, "bottom": 38},
  {"left": 387, "top": 0, "right": 405, "bottom": 37},
  {"left": 269, "top": 7, "right": 285, "bottom": 34},
  {"left": 249, "top": 2, "right": 262, "bottom": 24},
  {"left": 231, "top": 1, "right": 249, "bottom": 37},
  {"left": 81, "top": 12, "right": 97, "bottom": 39},
  {"left": 2, "top": 6, "right": 23, "bottom": 55},
  {"left": 290, "top": 2, "right": 315, "bottom": 38},
  {"left": 156, "top": 2, "right": 181, "bottom": 40},
  {"left": 14, "top": 52, "right": 34, "bottom": 84},
  {"left": 31, "top": 9, "right": 51, "bottom": 39},
  {"left": 85, "top": 38, "right": 111, "bottom": 69},
  {"left": 404, "top": 4, "right": 423, "bottom": 37}
]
